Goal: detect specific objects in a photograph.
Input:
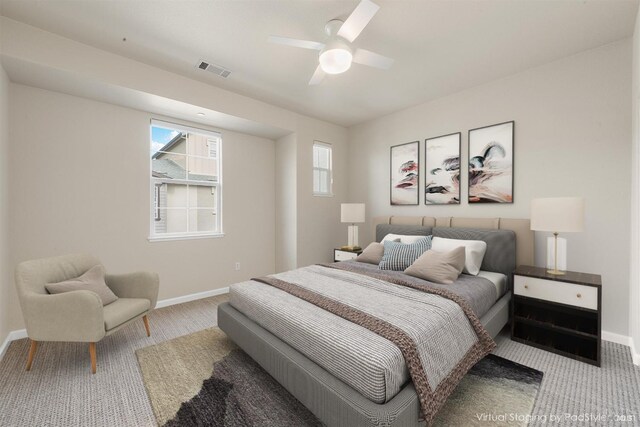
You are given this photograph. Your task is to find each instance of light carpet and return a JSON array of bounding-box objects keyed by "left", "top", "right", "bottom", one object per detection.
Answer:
[{"left": 0, "top": 294, "right": 638, "bottom": 426}]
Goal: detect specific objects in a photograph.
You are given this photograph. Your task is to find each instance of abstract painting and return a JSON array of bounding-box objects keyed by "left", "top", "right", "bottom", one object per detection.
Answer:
[
  {"left": 468, "top": 121, "right": 514, "bottom": 204},
  {"left": 425, "top": 133, "right": 461, "bottom": 205},
  {"left": 390, "top": 141, "right": 419, "bottom": 205}
]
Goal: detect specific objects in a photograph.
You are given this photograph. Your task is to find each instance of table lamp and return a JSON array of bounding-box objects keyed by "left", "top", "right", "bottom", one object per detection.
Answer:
[
  {"left": 530, "top": 197, "right": 585, "bottom": 275},
  {"left": 341, "top": 203, "right": 365, "bottom": 251}
]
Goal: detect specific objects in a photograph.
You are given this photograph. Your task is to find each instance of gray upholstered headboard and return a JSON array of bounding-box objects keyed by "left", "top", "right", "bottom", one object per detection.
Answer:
[
  {"left": 376, "top": 224, "right": 516, "bottom": 282},
  {"left": 373, "top": 216, "right": 534, "bottom": 268}
]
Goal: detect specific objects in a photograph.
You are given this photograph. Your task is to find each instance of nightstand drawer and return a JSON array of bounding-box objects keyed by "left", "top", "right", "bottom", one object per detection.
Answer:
[
  {"left": 334, "top": 250, "right": 359, "bottom": 261},
  {"left": 514, "top": 275, "right": 597, "bottom": 310}
]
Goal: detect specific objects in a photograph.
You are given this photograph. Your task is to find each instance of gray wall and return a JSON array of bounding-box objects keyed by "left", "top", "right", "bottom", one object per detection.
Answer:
[
  {"left": 275, "top": 133, "right": 297, "bottom": 272},
  {"left": 6, "top": 83, "right": 277, "bottom": 332},
  {"left": 0, "top": 65, "right": 10, "bottom": 345},
  {"left": 275, "top": 120, "right": 350, "bottom": 272},
  {"left": 347, "top": 40, "right": 632, "bottom": 337}
]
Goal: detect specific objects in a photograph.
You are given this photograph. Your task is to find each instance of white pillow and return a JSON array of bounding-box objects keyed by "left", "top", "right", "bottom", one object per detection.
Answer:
[
  {"left": 381, "top": 233, "right": 430, "bottom": 244},
  {"left": 431, "top": 237, "right": 487, "bottom": 276}
]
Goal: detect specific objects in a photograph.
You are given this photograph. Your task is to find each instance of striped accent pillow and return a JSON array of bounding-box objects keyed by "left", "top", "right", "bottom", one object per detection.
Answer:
[{"left": 379, "top": 236, "right": 433, "bottom": 271}]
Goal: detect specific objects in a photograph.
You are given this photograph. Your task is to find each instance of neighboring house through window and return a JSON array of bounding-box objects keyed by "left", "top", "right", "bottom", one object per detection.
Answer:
[
  {"left": 313, "top": 141, "right": 332, "bottom": 196},
  {"left": 154, "top": 185, "right": 161, "bottom": 221},
  {"left": 150, "top": 120, "right": 222, "bottom": 240}
]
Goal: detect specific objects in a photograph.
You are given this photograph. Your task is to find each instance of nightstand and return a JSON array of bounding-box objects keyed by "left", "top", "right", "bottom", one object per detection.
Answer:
[
  {"left": 511, "top": 265, "right": 602, "bottom": 366},
  {"left": 334, "top": 248, "right": 362, "bottom": 262}
]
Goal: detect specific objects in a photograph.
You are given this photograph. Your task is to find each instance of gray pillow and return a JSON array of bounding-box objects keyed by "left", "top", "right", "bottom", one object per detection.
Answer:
[
  {"left": 356, "top": 242, "right": 385, "bottom": 265},
  {"left": 45, "top": 265, "right": 118, "bottom": 306},
  {"left": 404, "top": 247, "right": 466, "bottom": 284},
  {"left": 379, "top": 236, "right": 432, "bottom": 271}
]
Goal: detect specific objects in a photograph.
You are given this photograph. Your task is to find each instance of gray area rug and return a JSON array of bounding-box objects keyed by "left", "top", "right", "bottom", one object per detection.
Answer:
[{"left": 136, "top": 327, "right": 543, "bottom": 427}]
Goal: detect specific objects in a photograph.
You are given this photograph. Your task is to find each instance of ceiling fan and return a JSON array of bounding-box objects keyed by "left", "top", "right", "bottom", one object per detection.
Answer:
[{"left": 268, "top": 0, "right": 394, "bottom": 85}]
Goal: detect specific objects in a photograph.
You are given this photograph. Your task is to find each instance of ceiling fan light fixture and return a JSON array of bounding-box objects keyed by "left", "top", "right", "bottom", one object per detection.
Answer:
[
  {"left": 267, "top": 0, "right": 392, "bottom": 84},
  {"left": 319, "top": 47, "right": 353, "bottom": 75},
  {"left": 319, "top": 37, "right": 352, "bottom": 75}
]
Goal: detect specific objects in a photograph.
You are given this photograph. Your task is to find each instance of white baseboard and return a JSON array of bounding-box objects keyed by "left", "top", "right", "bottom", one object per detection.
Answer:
[
  {"left": 601, "top": 330, "right": 640, "bottom": 365},
  {"left": 0, "top": 287, "right": 230, "bottom": 362},
  {"left": 0, "top": 329, "right": 28, "bottom": 361},
  {"left": 155, "top": 287, "right": 229, "bottom": 309},
  {"left": 631, "top": 338, "right": 640, "bottom": 366},
  {"left": 602, "top": 330, "right": 631, "bottom": 346}
]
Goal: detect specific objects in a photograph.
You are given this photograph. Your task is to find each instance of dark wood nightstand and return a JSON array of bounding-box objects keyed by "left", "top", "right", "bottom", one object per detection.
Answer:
[
  {"left": 334, "top": 248, "right": 362, "bottom": 262},
  {"left": 511, "top": 265, "right": 602, "bottom": 367}
]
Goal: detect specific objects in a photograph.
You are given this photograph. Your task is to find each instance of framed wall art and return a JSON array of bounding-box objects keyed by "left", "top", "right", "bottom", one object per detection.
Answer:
[
  {"left": 390, "top": 141, "right": 419, "bottom": 205},
  {"left": 468, "top": 121, "right": 514, "bottom": 204},
  {"left": 425, "top": 132, "right": 461, "bottom": 205}
]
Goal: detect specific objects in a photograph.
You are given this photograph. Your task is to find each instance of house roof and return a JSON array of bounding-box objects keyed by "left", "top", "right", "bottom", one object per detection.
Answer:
[
  {"left": 152, "top": 158, "right": 185, "bottom": 180},
  {"left": 152, "top": 133, "right": 184, "bottom": 159},
  {"left": 152, "top": 158, "right": 216, "bottom": 182}
]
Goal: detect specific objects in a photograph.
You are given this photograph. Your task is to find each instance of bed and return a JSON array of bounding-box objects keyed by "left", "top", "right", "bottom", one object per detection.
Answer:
[{"left": 218, "top": 216, "right": 534, "bottom": 427}]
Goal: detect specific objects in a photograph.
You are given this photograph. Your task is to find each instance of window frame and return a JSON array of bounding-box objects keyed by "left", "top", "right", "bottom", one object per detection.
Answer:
[
  {"left": 312, "top": 141, "right": 333, "bottom": 197},
  {"left": 154, "top": 184, "right": 161, "bottom": 221},
  {"left": 148, "top": 119, "right": 224, "bottom": 242}
]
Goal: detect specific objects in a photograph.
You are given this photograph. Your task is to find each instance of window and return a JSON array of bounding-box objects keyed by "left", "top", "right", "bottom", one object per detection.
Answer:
[
  {"left": 150, "top": 120, "right": 222, "bottom": 240},
  {"left": 313, "top": 142, "right": 332, "bottom": 196}
]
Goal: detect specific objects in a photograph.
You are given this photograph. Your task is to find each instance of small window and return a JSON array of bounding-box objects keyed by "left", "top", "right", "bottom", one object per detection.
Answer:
[
  {"left": 150, "top": 120, "right": 223, "bottom": 240},
  {"left": 313, "top": 142, "right": 332, "bottom": 196}
]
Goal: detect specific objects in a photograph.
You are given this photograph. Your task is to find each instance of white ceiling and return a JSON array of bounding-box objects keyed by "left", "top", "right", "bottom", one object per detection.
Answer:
[{"left": 0, "top": 0, "right": 638, "bottom": 127}]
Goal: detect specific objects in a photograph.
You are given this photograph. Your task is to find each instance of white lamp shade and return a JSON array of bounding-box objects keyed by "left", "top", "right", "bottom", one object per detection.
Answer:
[
  {"left": 530, "top": 197, "right": 585, "bottom": 232},
  {"left": 341, "top": 203, "right": 365, "bottom": 223}
]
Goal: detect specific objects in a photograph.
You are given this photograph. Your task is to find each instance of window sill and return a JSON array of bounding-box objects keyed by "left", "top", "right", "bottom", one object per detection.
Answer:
[
  {"left": 148, "top": 232, "right": 225, "bottom": 242},
  {"left": 313, "top": 193, "right": 334, "bottom": 197}
]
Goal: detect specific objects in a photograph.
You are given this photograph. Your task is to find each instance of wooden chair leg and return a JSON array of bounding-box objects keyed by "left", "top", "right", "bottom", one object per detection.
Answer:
[
  {"left": 88, "top": 342, "right": 97, "bottom": 374},
  {"left": 25, "top": 340, "right": 37, "bottom": 371},
  {"left": 142, "top": 315, "right": 151, "bottom": 337}
]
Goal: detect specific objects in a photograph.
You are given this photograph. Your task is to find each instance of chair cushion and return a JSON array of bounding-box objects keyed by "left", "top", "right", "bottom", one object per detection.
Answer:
[
  {"left": 103, "top": 298, "right": 150, "bottom": 331},
  {"left": 45, "top": 265, "right": 118, "bottom": 306}
]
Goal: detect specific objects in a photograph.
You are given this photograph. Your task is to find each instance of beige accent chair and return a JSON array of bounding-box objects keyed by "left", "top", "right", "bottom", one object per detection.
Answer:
[{"left": 15, "top": 254, "right": 159, "bottom": 374}]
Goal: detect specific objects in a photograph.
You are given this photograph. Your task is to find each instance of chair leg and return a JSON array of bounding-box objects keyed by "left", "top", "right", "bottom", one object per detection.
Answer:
[
  {"left": 88, "top": 342, "right": 97, "bottom": 374},
  {"left": 142, "top": 315, "right": 151, "bottom": 337},
  {"left": 25, "top": 340, "right": 37, "bottom": 371}
]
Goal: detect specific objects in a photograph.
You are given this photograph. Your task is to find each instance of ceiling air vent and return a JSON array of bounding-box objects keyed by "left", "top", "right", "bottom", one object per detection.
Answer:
[{"left": 197, "top": 60, "right": 232, "bottom": 78}]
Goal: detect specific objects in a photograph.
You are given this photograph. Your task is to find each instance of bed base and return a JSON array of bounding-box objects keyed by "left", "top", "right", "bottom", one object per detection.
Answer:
[{"left": 217, "top": 292, "right": 510, "bottom": 427}]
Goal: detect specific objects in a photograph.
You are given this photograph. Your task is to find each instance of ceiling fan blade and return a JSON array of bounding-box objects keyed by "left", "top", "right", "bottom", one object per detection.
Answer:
[
  {"left": 337, "top": 0, "right": 380, "bottom": 43},
  {"left": 268, "top": 36, "right": 325, "bottom": 50},
  {"left": 353, "top": 48, "right": 394, "bottom": 70},
  {"left": 309, "top": 65, "right": 326, "bottom": 85}
]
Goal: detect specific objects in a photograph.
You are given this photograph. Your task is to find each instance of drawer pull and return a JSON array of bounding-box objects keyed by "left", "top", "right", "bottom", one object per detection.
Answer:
[
  {"left": 577, "top": 293, "right": 582, "bottom": 298},
  {"left": 524, "top": 285, "right": 529, "bottom": 289}
]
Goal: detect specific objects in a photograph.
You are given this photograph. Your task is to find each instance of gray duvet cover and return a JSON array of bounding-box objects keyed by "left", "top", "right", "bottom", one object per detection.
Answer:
[{"left": 229, "top": 261, "right": 496, "bottom": 418}]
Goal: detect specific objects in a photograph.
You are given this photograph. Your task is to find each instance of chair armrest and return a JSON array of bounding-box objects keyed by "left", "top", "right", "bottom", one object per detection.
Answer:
[
  {"left": 22, "top": 290, "right": 105, "bottom": 342},
  {"left": 105, "top": 272, "right": 159, "bottom": 309}
]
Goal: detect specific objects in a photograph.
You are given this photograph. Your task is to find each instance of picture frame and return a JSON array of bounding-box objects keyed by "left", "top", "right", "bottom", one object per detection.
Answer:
[
  {"left": 468, "top": 121, "right": 514, "bottom": 204},
  {"left": 425, "top": 132, "right": 461, "bottom": 205},
  {"left": 390, "top": 141, "right": 419, "bottom": 205}
]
